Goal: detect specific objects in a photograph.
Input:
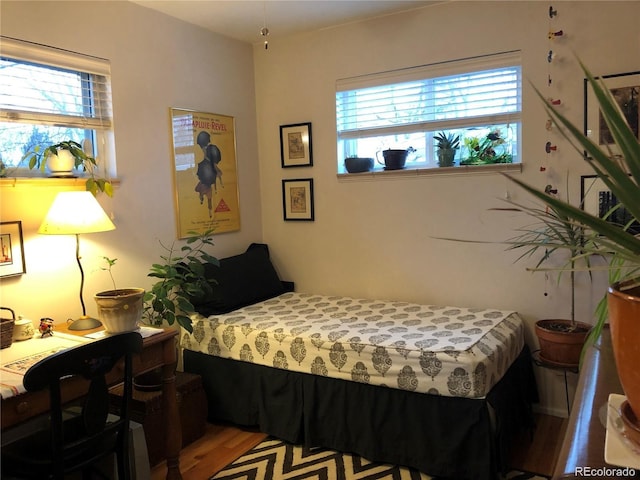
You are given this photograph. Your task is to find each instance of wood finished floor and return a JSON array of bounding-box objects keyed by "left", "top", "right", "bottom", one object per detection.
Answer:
[{"left": 150, "top": 413, "right": 567, "bottom": 480}]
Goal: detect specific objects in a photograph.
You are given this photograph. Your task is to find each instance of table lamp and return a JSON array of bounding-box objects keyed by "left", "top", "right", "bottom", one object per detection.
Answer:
[{"left": 39, "top": 191, "right": 116, "bottom": 330}]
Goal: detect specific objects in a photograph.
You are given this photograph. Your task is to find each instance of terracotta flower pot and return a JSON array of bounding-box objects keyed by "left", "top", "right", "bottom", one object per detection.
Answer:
[
  {"left": 535, "top": 319, "right": 590, "bottom": 367},
  {"left": 608, "top": 279, "right": 640, "bottom": 420}
]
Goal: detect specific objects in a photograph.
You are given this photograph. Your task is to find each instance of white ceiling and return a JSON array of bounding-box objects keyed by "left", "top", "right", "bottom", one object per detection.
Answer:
[{"left": 130, "top": 1, "right": 439, "bottom": 45}]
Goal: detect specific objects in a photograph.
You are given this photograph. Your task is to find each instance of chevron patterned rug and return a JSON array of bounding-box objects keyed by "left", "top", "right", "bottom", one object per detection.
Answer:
[{"left": 210, "top": 437, "right": 549, "bottom": 480}]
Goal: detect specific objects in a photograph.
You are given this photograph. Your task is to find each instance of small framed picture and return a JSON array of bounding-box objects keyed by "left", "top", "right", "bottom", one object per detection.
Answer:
[
  {"left": 280, "top": 122, "right": 313, "bottom": 168},
  {"left": 282, "top": 178, "right": 314, "bottom": 221},
  {"left": 0, "top": 221, "right": 26, "bottom": 277}
]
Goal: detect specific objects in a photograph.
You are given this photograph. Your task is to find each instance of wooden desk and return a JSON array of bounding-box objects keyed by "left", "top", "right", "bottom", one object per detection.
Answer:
[
  {"left": 1, "top": 327, "right": 183, "bottom": 480},
  {"left": 552, "top": 326, "right": 638, "bottom": 479}
]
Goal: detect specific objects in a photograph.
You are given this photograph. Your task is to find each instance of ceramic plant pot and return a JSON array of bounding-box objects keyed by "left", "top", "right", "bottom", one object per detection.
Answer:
[
  {"left": 94, "top": 288, "right": 145, "bottom": 333},
  {"left": 437, "top": 148, "right": 456, "bottom": 167},
  {"left": 344, "top": 157, "right": 374, "bottom": 173},
  {"left": 608, "top": 279, "right": 640, "bottom": 421},
  {"left": 46, "top": 149, "right": 76, "bottom": 177}
]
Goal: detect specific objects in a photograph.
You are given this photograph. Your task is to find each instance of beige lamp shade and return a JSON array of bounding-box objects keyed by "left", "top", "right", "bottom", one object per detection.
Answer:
[{"left": 39, "top": 191, "right": 115, "bottom": 235}]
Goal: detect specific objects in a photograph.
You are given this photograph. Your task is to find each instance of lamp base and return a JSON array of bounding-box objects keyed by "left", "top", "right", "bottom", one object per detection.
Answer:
[{"left": 67, "top": 315, "right": 103, "bottom": 331}]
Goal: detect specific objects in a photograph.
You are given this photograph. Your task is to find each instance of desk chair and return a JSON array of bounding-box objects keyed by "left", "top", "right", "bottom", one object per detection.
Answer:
[{"left": 1, "top": 332, "right": 143, "bottom": 480}]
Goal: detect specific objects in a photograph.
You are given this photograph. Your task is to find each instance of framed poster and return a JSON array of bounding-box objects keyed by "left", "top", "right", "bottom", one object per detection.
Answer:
[
  {"left": 169, "top": 108, "right": 240, "bottom": 238},
  {"left": 280, "top": 122, "right": 313, "bottom": 168},
  {"left": 584, "top": 71, "right": 640, "bottom": 156},
  {"left": 282, "top": 178, "right": 314, "bottom": 221},
  {"left": 581, "top": 175, "right": 640, "bottom": 235},
  {"left": 0, "top": 221, "right": 26, "bottom": 277}
]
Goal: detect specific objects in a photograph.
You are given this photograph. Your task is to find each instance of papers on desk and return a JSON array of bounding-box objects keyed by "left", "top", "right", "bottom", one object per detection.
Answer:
[
  {"left": 0, "top": 333, "right": 88, "bottom": 399},
  {"left": 0, "top": 327, "right": 164, "bottom": 399}
]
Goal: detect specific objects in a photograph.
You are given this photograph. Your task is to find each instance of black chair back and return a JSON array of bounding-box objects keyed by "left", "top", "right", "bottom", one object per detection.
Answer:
[{"left": 2, "top": 331, "right": 143, "bottom": 480}]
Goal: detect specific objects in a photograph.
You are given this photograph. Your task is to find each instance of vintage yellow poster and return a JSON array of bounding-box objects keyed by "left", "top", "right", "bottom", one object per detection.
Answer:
[{"left": 170, "top": 109, "right": 240, "bottom": 238}]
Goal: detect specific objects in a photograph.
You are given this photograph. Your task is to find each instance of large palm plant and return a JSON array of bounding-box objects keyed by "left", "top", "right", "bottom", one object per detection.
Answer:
[{"left": 505, "top": 60, "right": 640, "bottom": 345}]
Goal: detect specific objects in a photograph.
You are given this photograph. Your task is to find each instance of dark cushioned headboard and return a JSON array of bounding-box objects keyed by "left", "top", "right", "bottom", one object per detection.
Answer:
[{"left": 191, "top": 243, "right": 292, "bottom": 316}]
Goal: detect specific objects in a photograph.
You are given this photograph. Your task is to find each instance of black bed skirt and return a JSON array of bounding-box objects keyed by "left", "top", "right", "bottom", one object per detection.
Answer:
[{"left": 184, "top": 345, "right": 537, "bottom": 480}]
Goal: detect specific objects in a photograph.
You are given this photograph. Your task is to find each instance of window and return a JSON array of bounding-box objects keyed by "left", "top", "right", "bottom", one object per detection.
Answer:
[
  {"left": 336, "top": 51, "right": 522, "bottom": 174},
  {"left": 0, "top": 37, "right": 115, "bottom": 178}
]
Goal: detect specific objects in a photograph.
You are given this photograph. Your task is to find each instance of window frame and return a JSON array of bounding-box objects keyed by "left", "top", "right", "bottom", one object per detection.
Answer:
[
  {"left": 0, "top": 36, "right": 115, "bottom": 179},
  {"left": 336, "top": 51, "right": 522, "bottom": 177}
]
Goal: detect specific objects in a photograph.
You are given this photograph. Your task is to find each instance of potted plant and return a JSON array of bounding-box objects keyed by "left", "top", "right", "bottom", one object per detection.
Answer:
[
  {"left": 94, "top": 257, "right": 145, "bottom": 333},
  {"left": 434, "top": 131, "right": 460, "bottom": 167},
  {"left": 344, "top": 155, "right": 374, "bottom": 173},
  {"left": 496, "top": 193, "right": 594, "bottom": 366},
  {"left": 503, "top": 61, "right": 640, "bottom": 425},
  {"left": 143, "top": 229, "right": 219, "bottom": 334},
  {"left": 460, "top": 129, "right": 513, "bottom": 165},
  {"left": 22, "top": 140, "right": 114, "bottom": 196}
]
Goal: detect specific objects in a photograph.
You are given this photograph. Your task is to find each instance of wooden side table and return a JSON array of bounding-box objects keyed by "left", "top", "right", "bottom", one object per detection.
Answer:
[{"left": 552, "top": 326, "right": 638, "bottom": 479}]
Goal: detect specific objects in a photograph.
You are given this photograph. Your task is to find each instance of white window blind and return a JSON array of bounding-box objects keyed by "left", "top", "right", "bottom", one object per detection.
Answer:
[
  {"left": 0, "top": 36, "right": 115, "bottom": 174},
  {"left": 335, "top": 51, "right": 522, "bottom": 173}
]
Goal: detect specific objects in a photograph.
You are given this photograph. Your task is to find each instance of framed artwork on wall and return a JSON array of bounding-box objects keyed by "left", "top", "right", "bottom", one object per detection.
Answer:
[
  {"left": 280, "top": 122, "right": 313, "bottom": 168},
  {"left": 169, "top": 108, "right": 241, "bottom": 238},
  {"left": 584, "top": 71, "right": 640, "bottom": 157},
  {"left": 282, "top": 178, "right": 314, "bottom": 221},
  {"left": 0, "top": 221, "right": 26, "bottom": 277},
  {"left": 581, "top": 174, "right": 640, "bottom": 235}
]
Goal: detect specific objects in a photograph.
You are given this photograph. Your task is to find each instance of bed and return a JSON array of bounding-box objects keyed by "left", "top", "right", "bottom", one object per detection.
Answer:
[{"left": 181, "top": 244, "right": 538, "bottom": 480}]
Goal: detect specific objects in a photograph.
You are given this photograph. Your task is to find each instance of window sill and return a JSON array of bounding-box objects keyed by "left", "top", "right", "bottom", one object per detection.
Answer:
[
  {"left": 337, "top": 162, "right": 522, "bottom": 180},
  {"left": 0, "top": 177, "right": 120, "bottom": 189}
]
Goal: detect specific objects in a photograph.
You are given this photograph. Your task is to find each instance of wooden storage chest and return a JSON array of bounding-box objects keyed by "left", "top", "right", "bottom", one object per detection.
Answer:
[{"left": 109, "top": 371, "right": 207, "bottom": 466}]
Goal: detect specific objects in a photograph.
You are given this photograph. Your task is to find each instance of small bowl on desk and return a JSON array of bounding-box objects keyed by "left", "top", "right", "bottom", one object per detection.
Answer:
[{"left": 13, "top": 318, "right": 35, "bottom": 341}]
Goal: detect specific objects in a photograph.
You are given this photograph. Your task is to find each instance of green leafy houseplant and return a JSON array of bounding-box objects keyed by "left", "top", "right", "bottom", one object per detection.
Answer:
[
  {"left": 515, "top": 61, "right": 640, "bottom": 426},
  {"left": 436, "top": 61, "right": 639, "bottom": 361},
  {"left": 22, "top": 140, "right": 114, "bottom": 196},
  {"left": 504, "top": 60, "right": 640, "bottom": 348},
  {"left": 461, "top": 129, "right": 513, "bottom": 165},
  {"left": 143, "top": 230, "right": 219, "bottom": 334},
  {"left": 495, "top": 196, "right": 594, "bottom": 328}
]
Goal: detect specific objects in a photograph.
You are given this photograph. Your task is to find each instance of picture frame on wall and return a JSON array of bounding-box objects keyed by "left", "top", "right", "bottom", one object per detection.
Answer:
[
  {"left": 282, "top": 178, "right": 314, "bottom": 221},
  {"left": 581, "top": 174, "right": 640, "bottom": 235},
  {"left": 0, "top": 221, "right": 26, "bottom": 277},
  {"left": 169, "top": 108, "right": 241, "bottom": 238},
  {"left": 280, "top": 122, "right": 313, "bottom": 168},
  {"left": 584, "top": 71, "right": 640, "bottom": 157}
]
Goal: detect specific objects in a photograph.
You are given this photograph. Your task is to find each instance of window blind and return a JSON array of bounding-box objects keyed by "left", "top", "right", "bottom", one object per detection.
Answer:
[
  {"left": 0, "top": 43, "right": 112, "bottom": 130},
  {"left": 336, "top": 52, "right": 521, "bottom": 139},
  {"left": 0, "top": 36, "right": 114, "bottom": 170}
]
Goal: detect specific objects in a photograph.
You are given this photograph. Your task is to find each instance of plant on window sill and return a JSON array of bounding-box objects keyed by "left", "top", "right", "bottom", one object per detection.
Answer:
[
  {"left": 21, "top": 140, "right": 114, "bottom": 196},
  {"left": 434, "top": 131, "right": 460, "bottom": 168},
  {"left": 460, "top": 129, "right": 513, "bottom": 165}
]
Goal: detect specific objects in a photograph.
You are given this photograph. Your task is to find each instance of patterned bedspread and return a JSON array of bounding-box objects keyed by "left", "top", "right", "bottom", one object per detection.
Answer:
[{"left": 181, "top": 292, "right": 524, "bottom": 398}]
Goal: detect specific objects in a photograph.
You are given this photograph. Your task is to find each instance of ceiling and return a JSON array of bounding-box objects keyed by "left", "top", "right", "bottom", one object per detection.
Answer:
[{"left": 130, "top": 1, "right": 439, "bottom": 45}]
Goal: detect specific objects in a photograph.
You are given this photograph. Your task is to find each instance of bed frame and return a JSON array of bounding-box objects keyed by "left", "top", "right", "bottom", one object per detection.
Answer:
[{"left": 181, "top": 244, "right": 538, "bottom": 480}]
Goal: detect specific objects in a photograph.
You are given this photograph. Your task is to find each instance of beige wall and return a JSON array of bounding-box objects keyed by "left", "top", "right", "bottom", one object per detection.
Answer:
[
  {"left": 253, "top": 1, "right": 640, "bottom": 415},
  {"left": 0, "top": 2, "right": 262, "bottom": 324},
  {"left": 1, "top": 0, "right": 639, "bottom": 415}
]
